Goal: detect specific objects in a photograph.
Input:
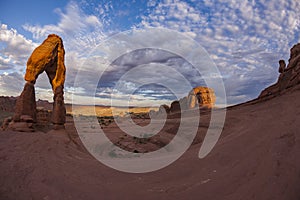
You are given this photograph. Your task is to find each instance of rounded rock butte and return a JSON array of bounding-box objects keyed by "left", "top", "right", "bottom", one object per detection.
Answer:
[
  {"left": 9, "top": 34, "right": 66, "bottom": 132},
  {"left": 187, "top": 86, "right": 216, "bottom": 109},
  {"left": 151, "top": 86, "right": 216, "bottom": 116}
]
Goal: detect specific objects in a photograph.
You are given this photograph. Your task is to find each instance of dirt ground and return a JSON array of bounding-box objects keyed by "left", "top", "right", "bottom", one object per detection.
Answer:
[{"left": 0, "top": 87, "right": 300, "bottom": 200}]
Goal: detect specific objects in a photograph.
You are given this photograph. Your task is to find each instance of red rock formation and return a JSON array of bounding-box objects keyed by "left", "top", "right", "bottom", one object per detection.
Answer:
[
  {"left": 278, "top": 60, "right": 286, "bottom": 73},
  {"left": 52, "top": 85, "right": 66, "bottom": 130},
  {"left": 188, "top": 86, "right": 216, "bottom": 109},
  {"left": 13, "top": 82, "right": 37, "bottom": 122},
  {"left": 156, "top": 86, "right": 216, "bottom": 115},
  {"left": 259, "top": 43, "right": 300, "bottom": 98},
  {"left": 161, "top": 104, "right": 170, "bottom": 113},
  {"left": 169, "top": 100, "right": 181, "bottom": 113},
  {"left": 179, "top": 96, "right": 188, "bottom": 110},
  {"left": 9, "top": 34, "right": 66, "bottom": 132},
  {"left": 25, "top": 34, "right": 66, "bottom": 91},
  {"left": 0, "top": 96, "right": 17, "bottom": 112},
  {"left": 149, "top": 104, "right": 170, "bottom": 118}
]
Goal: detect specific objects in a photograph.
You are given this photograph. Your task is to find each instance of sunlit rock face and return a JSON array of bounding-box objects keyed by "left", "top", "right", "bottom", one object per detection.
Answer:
[
  {"left": 9, "top": 34, "right": 66, "bottom": 132},
  {"left": 187, "top": 86, "right": 216, "bottom": 109},
  {"left": 259, "top": 43, "right": 300, "bottom": 99},
  {"left": 25, "top": 34, "right": 66, "bottom": 91},
  {"left": 160, "top": 86, "right": 216, "bottom": 114}
]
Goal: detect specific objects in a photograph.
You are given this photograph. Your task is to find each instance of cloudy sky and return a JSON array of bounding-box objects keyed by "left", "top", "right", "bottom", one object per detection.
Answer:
[{"left": 0, "top": 0, "right": 300, "bottom": 106}]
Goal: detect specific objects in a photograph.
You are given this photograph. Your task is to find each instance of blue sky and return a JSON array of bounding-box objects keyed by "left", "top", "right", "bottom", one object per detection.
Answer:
[
  {"left": 0, "top": 0, "right": 300, "bottom": 106},
  {"left": 1, "top": 1, "right": 67, "bottom": 36}
]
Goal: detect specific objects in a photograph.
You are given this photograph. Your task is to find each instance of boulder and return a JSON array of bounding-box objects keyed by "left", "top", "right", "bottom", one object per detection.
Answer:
[
  {"left": 7, "top": 121, "right": 34, "bottom": 132},
  {"left": 1, "top": 117, "right": 12, "bottom": 130},
  {"left": 20, "top": 115, "right": 34, "bottom": 123}
]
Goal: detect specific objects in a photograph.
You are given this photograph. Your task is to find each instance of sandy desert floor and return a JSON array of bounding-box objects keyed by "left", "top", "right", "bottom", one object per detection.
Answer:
[{"left": 0, "top": 86, "right": 300, "bottom": 200}]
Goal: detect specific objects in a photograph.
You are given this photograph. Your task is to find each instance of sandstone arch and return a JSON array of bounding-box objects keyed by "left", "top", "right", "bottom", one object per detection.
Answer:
[{"left": 12, "top": 34, "right": 66, "bottom": 131}]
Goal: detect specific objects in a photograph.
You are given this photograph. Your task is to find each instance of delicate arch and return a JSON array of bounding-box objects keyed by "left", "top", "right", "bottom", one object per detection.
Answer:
[{"left": 12, "top": 34, "right": 66, "bottom": 131}]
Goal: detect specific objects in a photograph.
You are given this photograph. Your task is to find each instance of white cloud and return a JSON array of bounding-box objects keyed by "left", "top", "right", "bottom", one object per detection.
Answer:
[
  {"left": 1, "top": 0, "right": 300, "bottom": 106},
  {"left": 140, "top": 0, "right": 300, "bottom": 103},
  {"left": 140, "top": 0, "right": 203, "bottom": 38},
  {"left": 0, "top": 72, "right": 24, "bottom": 96},
  {"left": 13, "top": 1, "right": 108, "bottom": 103},
  {"left": 23, "top": 2, "right": 103, "bottom": 41},
  {"left": 86, "top": 15, "right": 102, "bottom": 27},
  {"left": 0, "top": 24, "right": 37, "bottom": 71}
]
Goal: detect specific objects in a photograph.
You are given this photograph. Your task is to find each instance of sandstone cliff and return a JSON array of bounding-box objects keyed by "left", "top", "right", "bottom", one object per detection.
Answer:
[{"left": 259, "top": 43, "right": 300, "bottom": 98}]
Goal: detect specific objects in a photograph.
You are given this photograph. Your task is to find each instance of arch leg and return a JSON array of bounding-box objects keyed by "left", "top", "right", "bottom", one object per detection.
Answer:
[
  {"left": 13, "top": 82, "right": 37, "bottom": 122},
  {"left": 51, "top": 85, "right": 66, "bottom": 129}
]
